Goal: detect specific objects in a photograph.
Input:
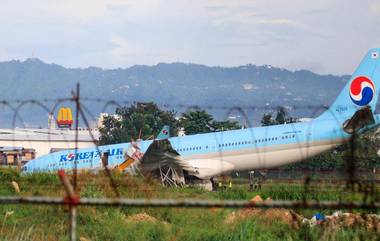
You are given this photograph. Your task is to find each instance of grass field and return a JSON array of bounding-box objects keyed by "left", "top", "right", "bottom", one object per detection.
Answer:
[{"left": 0, "top": 167, "right": 379, "bottom": 241}]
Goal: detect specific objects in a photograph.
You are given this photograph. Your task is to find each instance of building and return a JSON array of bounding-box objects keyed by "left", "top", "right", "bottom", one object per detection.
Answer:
[
  {"left": 0, "top": 128, "right": 99, "bottom": 159},
  {"left": 0, "top": 108, "right": 106, "bottom": 165},
  {"left": 0, "top": 146, "right": 35, "bottom": 165}
]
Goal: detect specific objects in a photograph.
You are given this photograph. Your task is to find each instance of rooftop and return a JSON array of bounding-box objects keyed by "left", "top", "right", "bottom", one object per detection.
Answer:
[{"left": 0, "top": 128, "right": 99, "bottom": 142}]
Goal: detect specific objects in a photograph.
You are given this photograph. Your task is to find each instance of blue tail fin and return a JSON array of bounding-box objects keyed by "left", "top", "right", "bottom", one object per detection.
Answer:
[
  {"left": 156, "top": 125, "right": 170, "bottom": 140},
  {"left": 318, "top": 48, "right": 380, "bottom": 123}
]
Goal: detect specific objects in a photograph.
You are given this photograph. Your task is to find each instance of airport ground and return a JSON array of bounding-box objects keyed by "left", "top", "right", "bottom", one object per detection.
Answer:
[{"left": 0, "top": 168, "right": 379, "bottom": 241}]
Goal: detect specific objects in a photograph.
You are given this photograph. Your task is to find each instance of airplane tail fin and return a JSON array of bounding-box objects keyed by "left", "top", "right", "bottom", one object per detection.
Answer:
[
  {"left": 318, "top": 48, "right": 380, "bottom": 123},
  {"left": 156, "top": 125, "right": 170, "bottom": 140}
]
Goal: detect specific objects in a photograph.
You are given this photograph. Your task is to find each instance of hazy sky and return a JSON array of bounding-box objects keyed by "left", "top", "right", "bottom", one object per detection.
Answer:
[{"left": 1, "top": 0, "right": 380, "bottom": 74}]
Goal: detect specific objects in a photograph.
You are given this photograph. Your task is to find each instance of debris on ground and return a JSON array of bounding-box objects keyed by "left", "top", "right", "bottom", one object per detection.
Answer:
[
  {"left": 227, "top": 195, "right": 380, "bottom": 232},
  {"left": 303, "top": 213, "right": 326, "bottom": 227},
  {"left": 303, "top": 211, "right": 380, "bottom": 231},
  {"left": 11, "top": 181, "right": 20, "bottom": 193}
]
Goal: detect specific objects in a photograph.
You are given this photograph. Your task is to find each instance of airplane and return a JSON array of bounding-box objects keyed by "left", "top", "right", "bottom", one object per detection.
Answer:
[{"left": 22, "top": 48, "right": 380, "bottom": 188}]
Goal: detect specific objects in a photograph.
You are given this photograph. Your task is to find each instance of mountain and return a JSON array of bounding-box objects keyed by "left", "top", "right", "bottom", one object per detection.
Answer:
[{"left": 0, "top": 58, "right": 349, "bottom": 127}]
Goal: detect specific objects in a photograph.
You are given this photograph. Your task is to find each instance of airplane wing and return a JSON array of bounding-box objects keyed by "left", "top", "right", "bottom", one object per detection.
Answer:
[
  {"left": 119, "top": 125, "right": 193, "bottom": 179},
  {"left": 138, "top": 139, "right": 235, "bottom": 180},
  {"left": 139, "top": 139, "right": 193, "bottom": 173},
  {"left": 122, "top": 125, "right": 235, "bottom": 181}
]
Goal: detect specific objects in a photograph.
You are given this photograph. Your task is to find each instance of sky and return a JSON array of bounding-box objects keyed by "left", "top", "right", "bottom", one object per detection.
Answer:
[{"left": 0, "top": 0, "right": 380, "bottom": 75}]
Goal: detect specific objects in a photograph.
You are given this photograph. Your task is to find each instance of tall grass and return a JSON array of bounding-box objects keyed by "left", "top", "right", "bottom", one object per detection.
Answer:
[{"left": 0, "top": 168, "right": 378, "bottom": 240}]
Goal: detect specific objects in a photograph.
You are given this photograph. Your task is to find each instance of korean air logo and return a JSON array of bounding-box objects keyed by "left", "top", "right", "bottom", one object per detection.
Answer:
[
  {"left": 349, "top": 76, "right": 375, "bottom": 106},
  {"left": 66, "top": 153, "right": 75, "bottom": 161}
]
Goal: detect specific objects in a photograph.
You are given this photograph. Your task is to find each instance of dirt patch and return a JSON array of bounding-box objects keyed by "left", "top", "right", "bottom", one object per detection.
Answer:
[
  {"left": 225, "top": 195, "right": 301, "bottom": 227},
  {"left": 125, "top": 212, "right": 158, "bottom": 223},
  {"left": 264, "top": 208, "right": 302, "bottom": 225},
  {"left": 225, "top": 207, "right": 301, "bottom": 227},
  {"left": 250, "top": 195, "right": 263, "bottom": 203},
  {"left": 124, "top": 212, "right": 170, "bottom": 226}
]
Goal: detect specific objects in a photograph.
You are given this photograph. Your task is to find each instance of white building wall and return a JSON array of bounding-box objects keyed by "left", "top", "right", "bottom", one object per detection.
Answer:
[
  {"left": 0, "top": 128, "right": 100, "bottom": 157},
  {"left": 0, "top": 140, "right": 97, "bottom": 157}
]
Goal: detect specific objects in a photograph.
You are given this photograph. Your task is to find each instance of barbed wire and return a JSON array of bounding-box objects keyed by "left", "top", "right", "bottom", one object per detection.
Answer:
[
  {"left": 1, "top": 196, "right": 379, "bottom": 209},
  {"left": 0, "top": 84, "right": 380, "bottom": 240}
]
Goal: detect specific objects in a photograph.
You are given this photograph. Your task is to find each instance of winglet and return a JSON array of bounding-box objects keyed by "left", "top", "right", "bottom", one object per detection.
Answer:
[{"left": 156, "top": 125, "right": 170, "bottom": 140}]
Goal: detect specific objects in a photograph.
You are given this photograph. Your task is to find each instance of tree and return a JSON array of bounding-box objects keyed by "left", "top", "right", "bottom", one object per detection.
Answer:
[
  {"left": 261, "top": 113, "right": 275, "bottom": 126},
  {"left": 275, "top": 107, "right": 286, "bottom": 124},
  {"left": 179, "top": 110, "right": 214, "bottom": 135},
  {"left": 99, "top": 104, "right": 241, "bottom": 145},
  {"left": 212, "top": 120, "right": 241, "bottom": 132},
  {"left": 98, "top": 102, "right": 178, "bottom": 145},
  {"left": 179, "top": 110, "right": 241, "bottom": 135},
  {"left": 261, "top": 107, "right": 297, "bottom": 126}
]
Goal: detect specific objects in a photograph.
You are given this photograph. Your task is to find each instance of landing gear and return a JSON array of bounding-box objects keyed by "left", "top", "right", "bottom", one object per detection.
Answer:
[{"left": 158, "top": 165, "right": 185, "bottom": 187}]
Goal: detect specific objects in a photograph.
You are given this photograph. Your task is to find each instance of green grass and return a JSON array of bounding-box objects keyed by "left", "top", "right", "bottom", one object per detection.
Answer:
[{"left": 0, "top": 168, "right": 379, "bottom": 240}]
